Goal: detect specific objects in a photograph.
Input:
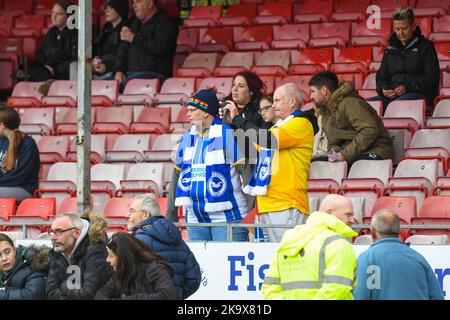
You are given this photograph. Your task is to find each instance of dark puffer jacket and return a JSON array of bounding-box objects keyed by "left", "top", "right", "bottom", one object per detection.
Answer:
[
  {"left": 131, "top": 216, "right": 201, "bottom": 300},
  {"left": 376, "top": 27, "right": 440, "bottom": 106},
  {"left": 95, "top": 260, "right": 177, "bottom": 300},
  {"left": 317, "top": 81, "right": 394, "bottom": 163},
  {"left": 0, "top": 245, "right": 50, "bottom": 300},
  {"left": 46, "top": 211, "right": 113, "bottom": 300},
  {"left": 38, "top": 26, "right": 78, "bottom": 80}
]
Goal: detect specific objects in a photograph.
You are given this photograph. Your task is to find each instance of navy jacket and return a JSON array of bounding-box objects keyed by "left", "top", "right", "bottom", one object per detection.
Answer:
[
  {"left": 132, "top": 216, "right": 201, "bottom": 300},
  {"left": 354, "top": 238, "right": 444, "bottom": 300},
  {"left": 0, "top": 245, "right": 49, "bottom": 300},
  {"left": 0, "top": 135, "right": 40, "bottom": 195}
]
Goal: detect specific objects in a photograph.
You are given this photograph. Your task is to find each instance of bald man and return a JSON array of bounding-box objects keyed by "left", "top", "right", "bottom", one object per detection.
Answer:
[
  {"left": 255, "top": 83, "right": 315, "bottom": 243},
  {"left": 354, "top": 209, "right": 444, "bottom": 300},
  {"left": 262, "top": 194, "right": 358, "bottom": 300}
]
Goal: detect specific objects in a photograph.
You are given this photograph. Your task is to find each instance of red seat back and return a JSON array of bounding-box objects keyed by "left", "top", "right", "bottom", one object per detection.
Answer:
[{"left": 16, "top": 198, "right": 56, "bottom": 220}]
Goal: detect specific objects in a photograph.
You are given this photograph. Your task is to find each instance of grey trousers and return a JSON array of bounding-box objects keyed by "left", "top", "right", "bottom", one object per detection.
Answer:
[
  {"left": 259, "top": 208, "right": 308, "bottom": 243},
  {"left": 0, "top": 187, "right": 33, "bottom": 201}
]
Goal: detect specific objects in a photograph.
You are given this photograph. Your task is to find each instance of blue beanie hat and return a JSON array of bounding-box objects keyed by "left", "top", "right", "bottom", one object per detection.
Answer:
[{"left": 186, "top": 89, "right": 220, "bottom": 117}]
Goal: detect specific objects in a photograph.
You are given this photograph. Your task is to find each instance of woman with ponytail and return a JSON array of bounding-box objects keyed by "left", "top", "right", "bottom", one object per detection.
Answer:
[{"left": 0, "top": 107, "right": 40, "bottom": 200}]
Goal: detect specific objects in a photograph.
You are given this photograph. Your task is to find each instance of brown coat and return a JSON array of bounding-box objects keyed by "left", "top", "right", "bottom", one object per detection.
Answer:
[{"left": 317, "top": 81, "right": 394, "bottom": 163}]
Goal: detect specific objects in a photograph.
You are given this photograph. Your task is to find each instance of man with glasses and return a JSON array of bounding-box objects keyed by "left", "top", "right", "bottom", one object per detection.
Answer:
[
  {"left": 46, "top": 212, "right": 112, "bottom": 300},
  {"left": 128, "top": 194, "right": 201, "bottom": 300}
]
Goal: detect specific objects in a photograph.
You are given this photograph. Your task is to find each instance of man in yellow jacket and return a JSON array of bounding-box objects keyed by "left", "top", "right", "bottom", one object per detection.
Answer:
[{"left": 261, "top": 194, "right": 358, "bottom": 300}]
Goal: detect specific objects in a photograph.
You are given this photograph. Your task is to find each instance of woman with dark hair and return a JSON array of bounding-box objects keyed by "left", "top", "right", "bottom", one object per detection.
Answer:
[
  {"left": 0, "top": 107, "right": 40, "bottom": 200},
  {"left": 29, "top": 0, "right": 77, "bottom": 82},
  {"left": 0, "top": 233, "right": 50, "bottom": 300},
  {"left": 95, "top": 232, "right": 177, "bottom": 300}
]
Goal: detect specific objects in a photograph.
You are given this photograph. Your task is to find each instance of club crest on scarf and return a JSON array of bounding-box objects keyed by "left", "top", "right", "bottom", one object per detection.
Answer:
[{"left": 207, "top": 172, "right": 227, "bottom": 197}]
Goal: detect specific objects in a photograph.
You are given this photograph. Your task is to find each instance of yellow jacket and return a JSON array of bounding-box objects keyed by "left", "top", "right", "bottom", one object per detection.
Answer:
[
  {"left": 257, "top": 116, "right": 313, "bottom": 214},
  {"left": 261, "top": 211, "right": 358, "bottom": 300}
]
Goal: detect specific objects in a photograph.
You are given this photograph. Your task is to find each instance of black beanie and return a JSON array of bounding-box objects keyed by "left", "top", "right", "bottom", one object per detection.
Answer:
[
  {"left": 186, "top": 89, "right": 220, "bottom": 117},
  {"left": 106, "top": 0, "right": 130, "bottom": 21}
]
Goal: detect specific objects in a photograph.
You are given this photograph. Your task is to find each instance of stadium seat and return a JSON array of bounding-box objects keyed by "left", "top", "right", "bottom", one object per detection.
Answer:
[
  {"left": 55, "top": 108, "right": 95, "bottom": 136},
  {"left": 331, "top": 47, "right": 371, "bottom": 90},
  {"left": 91, "top": 163, "right": 127, "bottom": 211},
  {"left": 260, "top": 75, "right": 276, "bottom": 94},
  {"left": 0, "top": 60, "right": 15, "bottom": 91},
  {"left": 66, "top": 134, "right": 107, "bottom": 164},
  {"left": 253, "top": 1, "right": 293, "bottom": 25},
  {"left": 183, "top": 5, "right": 222, "bottom": 28},
  {"left": 14, "top": 14, "right": 45, "bottom": 34},
  {"left": 235, "top": 25, "right": 273, "bottom": 51},
  {"left": 288, "top": 64, "right": 325, "bottom": 76},
  {"left": 308, "top": 161, "right": 347, "bottom": 206},
  {"left": 341, "top": 160, "right": 392, "bottom": 221},
  {"left": 196, "top": 27, "right": 234, "bottom": 53},
  {"left": 426, "top": 99, "right": 450, "bottom": 128},
  {"left": 154, "top": 77, "right": 196, "bottom": 104},
  {"left": 102, "top": 197, "right": 135, "bottom": 231},
  {"left": 175, "top": 52, "right": 219, "bottom": 78},
  {"left": 106, "top": 134, "right": 153, "bottom": 163},
  {"left": 41, "top": 80, "right": 77, "bottom": 107},
  {"left": 434, "top": 176, "right": 450, "bottom": 196},
  {"left": 92, "top": 107, "right": 132, "bottom": 134},
  {"left": 38, "top": 135, "right": 70, "bottom": 164},
  {"left": 271, "top": 24, "right": 309, "bottom": 50},
  {"left": 19, "top": 107, "right": 55, "bottom": 136},
  {"left": 0, "top": 16, "right": 14, "bottom": 36},
  {"left": 57, "top": 197, "right": 78, "bottom": 215},
  {"left": 91, "top": 80, "right": 118, "bottom": 107},
  {"left": 0, "top": 198, "right": 16, "bottom": 222},
  {"left": 130, "top": 107, "right": 170, "bottom": 135},
  {"left": 293, "top": 47, "right": 334, "bottom": 69},
  {"left": 371, "top": 0, "right": 408, "bottom": 18},
  {"left": 117, "top": 78, "right": 160, "bottom": 106},
  {"left": 294, "top": 0, "right": 333, "bottom": 23},
  {"left": 414, "top": 17, "right": 433, "bottom": 38},
  {"left": 351, "top": 18, "right": 392, "bottom": 47},
  {"left": 405, "top": 128, "right": 450, "bottom": 172},
  {"left": 410, "top": 196, "right": 450, "bottom": 236},
  {"left": 406, "top": 234, "right": 448, "bottom": 244},
  {"left": 144, "top": 133, "right": 183, "bottom": 162},
  {"left": 276, "top": 76, "right": 311, "bottom": 97},
  {"left": 386, "top": 159, "right": 440, "bottom": 211},
  {"left": 218, "top": 3, "right": 257, "bottom": 27},
  {"left": 197, "top": 77, "right": 232, "bottom": 98},
  {"left": 118, "top": 163, "right": 166, "bottom": 197},
  {"left": 251, "top": 49, "right": 290, "bottom": 77},
  {"left": 213, "top": 51, "right": 254, "bottom": 77},
  {"left": 415, "top": 0, "right": 448, "bottom": 18},
  {"left": 2, "top": 0, "right": 33, "bottom": 15},
  {"left": 383, "top": 99, "right": 426, "bottom": 128},
  {"left": 7, "top": 81, "right": 44, "bottom": 108},
  {"left": 309, "top": 22, "right": 351, "bottom": 48},
  {"left": 170, "top": 106, "right": 190, "bottom": 133},
  {"left": 176, "top": 27, "right": 199, "bottom": 54},
  {"left": 331, "top": 0, "right": 369, "bottom": 22},
  {"left": 363, "top": 195, "right": 416, "bottom": 240}
]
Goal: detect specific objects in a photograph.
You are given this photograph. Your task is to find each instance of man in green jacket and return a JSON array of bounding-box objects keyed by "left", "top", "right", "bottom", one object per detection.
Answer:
[
  {"left": 261, "top": 194, "right": 358, "bottom": 300},
  {"left": 309, "top": 71, "right": 394, "bottom": 165}
]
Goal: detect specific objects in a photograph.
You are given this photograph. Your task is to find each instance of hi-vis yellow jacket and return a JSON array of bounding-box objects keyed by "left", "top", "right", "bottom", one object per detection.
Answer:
[{"left": 261, "top": 211, "right": 358, "bottom": 300}]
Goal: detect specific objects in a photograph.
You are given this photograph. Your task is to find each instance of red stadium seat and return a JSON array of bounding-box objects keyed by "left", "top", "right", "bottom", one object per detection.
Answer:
[
  {"left": 117, "top": 78, "right": 159, "bottom": 106},
  {"left": 184, "top": 5, "right": 222, "bottom": 28},
  {"left": 102, "top": 197, "right": 135, "bottom": 231},
  {"left": 415, "top": 0, "right": 448, "bottom": 18},
  {"left": 411, "top": 196, "right": 450, "bottom": 236},
  {"left": 65, "top": 134, "right": 106, "bottom": 164},
  {"left": 93, "top": 107, "right": 132, "bottom": 134},
  {"left": 130, "top": 107, "right": 170, "bottom": 135},
  {"left": 254, "top": 2, "right": 293, "bottom": 25},
  {"left": 176, "top": 28, "right": 199, "bottom": 54},
  {"left": 0, "top": 198, "right": 16, "bottom": 222},
  {"left": 331, "top": 0, "right": 369, "bottom": 22},
  {"left": 19, "top": 107, "right": 55, "bottom": 136},
  {"left": 309, "top": 22, "right": 351, "bottom": 48},
  {"left": 0, "top": 60, "right": 15, "bottom": 91},
  {"left": 196, "top": 27, "right": 234, "bottom": 53},
  {"left": 371, "top": 0, "right": 408, "bottom": 18},
  {"left": 197, "top": 77, "right": 232, "bottom": 98},
  {"left": 277, "top": 75, "right": 310, "bottom": 97},
  {"left": 119, "top": 163, "right": 166, "bottom": 197},
  {"left": 259, "top": 75, "right": 276, "bottom": 94},
  {"left": 106, "top": 134, "right": 153, "bottom": 163},
  {"left": 251, "top": 50, "right": 290, "bottom": 77},
  {"left": 145, "top": 133, "right": 183, "bottom": 163},
  {"left": 235, "top": 25, "right": 273, "bottom": 51},
  {"left": 154, "top": 77, "right": 196, "bottom": 104},
  {"left": 0, "top": 16, "right": 14, "bottom": 36},
  {"left": 7, "top": 81, "right": 44, "bottom": 108},
  {"left": 92, "top": 80, "right": 118, "bottom": 107},
  {"left": 38, "top": 135, "right": 70, "bottom": 163},
  {"left": 271, "top": 24, "right": 309, "bottom": 50},
  {"left": 294, "top": 0, "right": 333, "bottom": 23},
  {"left": 288, "top": 64, "right": 325, "bottom": 76},
  {"left": 3, "top": 0, "right": 33, "bottom": 15},
  {"left": 42, "top": 80, "right": 77, "bottom": 107},
  {"left": 14, "top": 15, "right": 45, "bottom": 34},
  {"left": 15, "top": 198, "right": 56, "bottom": 220},
  {"left": 55, "top": 108, "right": 95, "bottom": 136},
  {"left": 213, "top": 51, "right": 254, "bottom": 77},
  {"left": 351, "top": 19, "right": 392, "bottom": 47},
  {"left": 218, "top": 3, "right": 257, "bottom": 27},
  {"left": 176, "top": 52, "right": 219, "bottom": 78},
  {"left": 294, "top": 47, "right": 334, "bottom": 69}
]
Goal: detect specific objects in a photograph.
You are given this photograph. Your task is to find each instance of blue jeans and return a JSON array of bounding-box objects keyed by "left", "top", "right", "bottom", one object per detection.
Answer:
[
  {"left": 368, "top": 92, "right": 426, "bottom": 112},
  {"left": 120, "top": 71, "right": 167, "bottom": 92},
  {"left": 187, "top": 224, "right": 249, "bottom": 242}
]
